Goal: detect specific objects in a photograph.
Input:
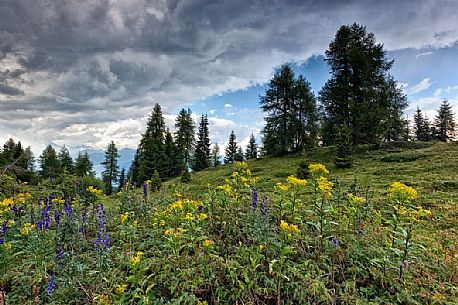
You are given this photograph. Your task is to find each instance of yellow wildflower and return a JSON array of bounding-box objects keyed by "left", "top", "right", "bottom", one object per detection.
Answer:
[
  {"left": 87, "top": 186, "right": 103, "bottom": 197},
  {"left": 317, "top": 176, "right": 333, "bottom": 199},
  {"left": 130, "top": 251, "right": 144, "bottom": 265},
  {"left": 116, "top": 284, "right": 127, "bottom": 293},
  {"left": 198, "top": 213, "right": 208, "bottom": 221},
  {"left": 286, "top": 175, "right": 307, "bottom": 187},
  {"left": 308, "top": 163, "right": 329, "bottom": 175},
  {"left": 203, "top": 239, "right": 214, "bottom": 247},
  {"left": 276, "top": 182, "right": 289, "bottom": 192},
  {"left": 0, "top": 197, "right": 14, "bottom": 208},
  {"left": 388, "top": 182, "right": 417, "bottom": 201},
  {"left": 184, "top": 213, "right": 195, "bottom": 221},
  {"left": 120, "top": 212, "right": 128, "bottom": 224},
  {"left": 169, "top": 200, "right": 184, "bottom": 211},
  {"left": 164, "top": 227, "right": 186, "bottom": 238},
  {"left": 348, "top": 193, "right": 366, "bottom": 205},
  {"left": 216, "top": 184, "right": 231, "bottom": 194},
  {"left": 20, "top": 222, "right": 34, "bottom": 235},
  {"left": 279, "top": 220, "right": 300, "bottom": 235}
]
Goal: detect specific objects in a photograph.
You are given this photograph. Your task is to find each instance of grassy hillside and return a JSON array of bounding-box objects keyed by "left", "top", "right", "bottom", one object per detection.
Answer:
[{"left": 1, "top": 141, "right": 457, "bottom": 304}]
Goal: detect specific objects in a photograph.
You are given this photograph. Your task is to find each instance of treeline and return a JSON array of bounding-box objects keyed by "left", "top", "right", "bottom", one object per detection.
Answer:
[
  {"left": 127, "top": 104, "right": 259, "bottom": 187},
  {"left": 260, "top": 23, "right": 456, "bottom": 167}
]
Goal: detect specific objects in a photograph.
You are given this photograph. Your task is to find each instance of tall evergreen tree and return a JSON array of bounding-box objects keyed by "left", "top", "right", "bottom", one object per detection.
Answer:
[
  {"left": 138, "top": 103, "right": 166, "bottom": 182},
  {"left": 320, "top": 23, "right": 406, "bottom": 146},
  {"left": 245, "top": 133, "right": 258, "bottom": 160},
  {"left": 74, "top": 151, "right": 94, "bottom": 177},
  {"left": 224, "top": 131, "right": 238, "bottom": 164},
  {"left": 434, "top": 100, "right": 456, "bottom": 142},
  {"left": 235, "top": 146, "right": 244, "bottom": 162},
  {"left": 127, "top": 148, "right": 140, "bottom": 186},
  {"left": 192, "top": 114, "right": 211, "bottom": 171},
  {"left": 383, "top": 78, "right": 409, "bottom": 141},
  {"left": 0, "top": 139, "right": 35, "bottom": 182},
  {"left": 118, "top": 168, "right": 126, "bottom": 192},
  {"left": 58, "top": 145, "right": 74, "bottom": 174},
  {"left": 164, "top": 129, "right": 181, "bottom": 178},
  {"left": 175, "top": 108, "right": 195, "bottom": 165},
  {"left": 211, "top": 143, "right": 221, "bottom": 167},
  {"left": 260, "top": 64, "right": 318, "bottom": 155},
  {"left": 413, "top": 107, "right": 432, "bottom": 141},
  {"left": 39, "top": 145, "right": 61, "bottom": 179},
  {"left": 101, "top": 141, "right": 119, "bottom": 195}
]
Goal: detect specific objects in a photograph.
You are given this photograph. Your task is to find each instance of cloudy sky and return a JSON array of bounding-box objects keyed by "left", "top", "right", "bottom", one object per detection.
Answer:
[{"left": 1, "top": 0, "right": 458, "bottom": 154}]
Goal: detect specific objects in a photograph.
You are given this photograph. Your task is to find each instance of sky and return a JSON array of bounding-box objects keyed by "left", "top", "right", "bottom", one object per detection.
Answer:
[{"left": 1, "top": 0, "right": 458, "bottom": 155}]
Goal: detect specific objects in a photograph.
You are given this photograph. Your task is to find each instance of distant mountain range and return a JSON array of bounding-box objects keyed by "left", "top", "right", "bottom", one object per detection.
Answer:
[{"left": 50, "top": 143, "right": 136, "bottom": 177}]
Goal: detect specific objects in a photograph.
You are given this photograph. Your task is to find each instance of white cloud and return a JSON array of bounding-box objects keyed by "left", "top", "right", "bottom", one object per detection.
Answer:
[
  {"left": 408, "top": 78, "right": 432, "bottom": 95},
  {"left": 415, "top": 51, "right": 434, "bottom": 58}
]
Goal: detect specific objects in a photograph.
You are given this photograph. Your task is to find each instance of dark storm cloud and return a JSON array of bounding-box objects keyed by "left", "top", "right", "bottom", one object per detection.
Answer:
[{"left": 1, "top": 0, "right": 458, "bottom": 148}]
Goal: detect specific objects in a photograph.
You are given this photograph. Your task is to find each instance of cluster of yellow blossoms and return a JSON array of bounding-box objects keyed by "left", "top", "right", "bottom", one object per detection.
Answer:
[
  {"left": 388, "top": 182, "right": 417, "bottom": 201},
  {"left": 130, "top": 251, "right": 144, "bottom": 265},
  {"left": 202, "top": 239, "right": 214, "bottom": 248},
  {"left": 348, "top": 193, "right": 366, "bottom": 205},
  {"left": 20, "top": 222, "right": 34, "bottom": 235},
  {"left": 317, "top": 176, "right": 333, "bottom": 199},
  {"left": 279, "top": 220, "right": 300, "bottom": 235},
  {"left": 164, "top": 227, "right": 186, "bottom": 238},
  {"left": 309, "top": 163, "right": 330, "bottom": 175},
  {"left": 87, "top": 186, "right": 104, "bottom": 197},
  {"left": 120, "top": 212, "right": 129, "bottom": 224}
]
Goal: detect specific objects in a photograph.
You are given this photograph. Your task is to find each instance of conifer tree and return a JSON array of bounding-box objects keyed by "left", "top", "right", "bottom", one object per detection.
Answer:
[
  {"left": 245, "top": 133, "right": 258, "bottom": 160},
  {"left": 334, "top": 124, "right": 353, "bottom": 168},
  {"left": 0, "top": 139, "right": 35, "bottom": 182},
  {"left": 260, "top": 64, "right": 318, "bottom": 155},
  {"left": 434, "top": 100, "right": 456, "bottom": 141},
  {"left": 138, "top": 103, "right": 166, "bottom": 182},
  {"left": 211, "top": 143, "right": 221, "bottom": 167},
  {"left": 118, "top": 168, "right": 126, "bottom": 192},
  {"left": 383, "top": 78, "right": 409, "bottom": 141},
  {"left": 224, "top": 131, "right": 238, "bottom": 164},
  {"left": 101, "top": 141, "right": 119, "bottom": 195},
  {"left": 175, "top": 108, "right": 195, "bottom": 165},
  {"left": 320, "top": 23, "right": 407, "bottom": 145},
  {"left": 235, "top": 147, "right": 244, "bottom": 162},
  {"left": 192, "top": 114, "right": 211, "bottom": 171},
  {"left": 74, "top": 151, "right": 94, "bottom": 177},
  {"left": 58, "top": 145, "right": 74, "bottom": 174},
  {"left": 413, "top": 107, "right": 432, "bottom": 141},
  {"left": 164, "top": 129, "right": 181, "bottom": 178},
  {"left": 127, "top": 148, "right": 140, "bottom": 186},
  {"left": 39, "top": 145, "right": 61, "bottom": 179},
  {"left": 180, "top": 164, "right": 191, "bottom": 183}
]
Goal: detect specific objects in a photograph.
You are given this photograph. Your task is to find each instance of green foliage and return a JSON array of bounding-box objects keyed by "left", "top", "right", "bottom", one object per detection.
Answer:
[
  {"left": 180, "top": 164, "right": 191, "bottom": 184},
  {"left": 224, "top": 131, "right": 238, "bottom": 164},
  {"left": 413, "top": 106, "right": 433, "bottom": 141},
  {"left": 211, "top": 143, "right": 221, "bottom": 167},
  {"left": 245, "top": 133, "right": 258, "bottom": 160},
  {"left": 334, "top": 124, "right": 353, "bottom": 168},
  {"left": 74, "top": 151, "right": 95, "bottom": 177},
  {"left": 320, "top": 23, "right": 407, "bottom": 146},
  {"left": 58, "top": 145, "right": 74, "bottom": 174},
  {"left": 175, "top": 108, "right": 195, "bottom": 165},
  {"left": 434, "top": 99, "right": 456, "bottom": 142},
  {"left": 101, "top": 141, "right": 120, "bottom": 195},
  {"left": 296, "top": 160, "right": 310, "bottom": 179},
  {"left": 150, "top": 170, "right": 161, "bottom": 192},
  {"left": 39, "top": 144, "right": 62, "bottom": 179},
  {"left": 260, "top": 64, "right": 318, "bottom": 155},
  {"left": 380, "top": 152, "right": 427, "bottom": 163},
  {"left": 192, "top": 114, "right": 211, "bottom": 172}
]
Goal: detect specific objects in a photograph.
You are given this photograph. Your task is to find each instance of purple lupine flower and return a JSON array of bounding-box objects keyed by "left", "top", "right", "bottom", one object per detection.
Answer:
[
  {"left": 47, "top": 274, "right": 56, "bottom": 293},
  {"left": 81, "top": 211, "right": 88, "bottom": 233},
  {"left": 12, "top": 205, "right": 19, "bottom": 217},
  {"left": 197, "top": 205, "right": 203, "bottom": 211},
  {"left": 122, "top": 179, "right": 127, "bottom": 189},
  {"left": 64, "top": 199, "right": 73, "bottom": 218},
  {"left": 331, "top": 237, "right": 339, "bottom": 247},
  {"left": 41, "top": 207, "right": 51, "bottom": 231},
  {"left": 54, "top": 210, "right": 61, "bottom": 225},
  {"left": 56, "top": 248, "right": 64, "bottom": 260},
  {"left": 0, "top": 238, "right": 3, "bottom": 244},
  {"left": 37, "top": 221, "right": 43, "bottom": 230},
  {"left": 1, "top": 220, "right": 8, "bottom": 236},
  {"left": 252, "top": 188, "right": 258, "bottom": 211},
  {"left": 94, "top": 204, "right": 110, "bottom": 253},
  {"left": 261, "top": 194, "right": 268, "bottom": 217},
  {"left": 143, "top": 182, "right": 148, "bottom": 199}
]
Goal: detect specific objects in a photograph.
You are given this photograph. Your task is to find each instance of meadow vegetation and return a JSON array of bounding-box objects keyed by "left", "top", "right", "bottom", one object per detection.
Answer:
[{"left": 1, "top": 141, "right": 456, "bottom": 304}]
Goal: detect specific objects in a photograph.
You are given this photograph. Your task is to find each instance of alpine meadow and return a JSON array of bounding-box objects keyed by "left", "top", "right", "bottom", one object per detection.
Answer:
[{"left": 0, "top": 1, "right": 457, "bottom": 304}]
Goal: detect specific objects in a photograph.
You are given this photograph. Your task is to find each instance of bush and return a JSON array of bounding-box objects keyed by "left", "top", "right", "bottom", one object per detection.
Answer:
[
  {"left": 380, "top": 152, "right": 426, "bottom": 162},
  {"left": 296, "top": 161, "right": 309, "bottom": 179},
  {"left": 180, "top": 165, "right": 191, "bottom": 184}
]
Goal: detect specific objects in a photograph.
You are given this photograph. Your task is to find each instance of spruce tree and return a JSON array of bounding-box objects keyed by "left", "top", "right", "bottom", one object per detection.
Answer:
[
  {"left": 164, "top": 129, "right": 181, "bottom": 178},
  {"left": 39, "top": 145, "right": 61, "bottom": 179},
  {"left": 127, "top": 148, "right": 140, "bottom": 186},
  {"left": 245, "top": 133, "right": 258, "bottom": 160},
  {"left": 58, "top": 145, "right": 74, "bottom": 174},
  {"left": 192, "top": 114, "right": 211, "bottom": 171},
  {"left": 101, "top": 141, "right": 119, "bottom": 195},
  {"left": 413, "top": 107, "right": 432, "bottom": 141},
  {"left": 138, "top": 103, "right": 166, "bottom": 182},
  {"left": 74, "top": 151, "right": 94, "bottom": 177},
  {"left": 320, "top": 23, "right": 406, "bottom": 146},
  {"left": 434, "top": 100, "right": 456, "bottom": 141},
  {"left": 235, "top": 147, "right": 244, "bottom": 162},
  {"left": 180, "top": 164, "right": 191, "bottom": 183},
  {"left": 224, "top": 131, "right": 238, "bottom": 164},
  {"left": 211, "top": 143, "right": 221, "bottom": 167},
  {"left": 383, "top": 78, "right": 409, "bottom": 141},
  {"left": 175, "top": 108, "right": 195, "bottom": 165},
  {"left": 118, "top": 168, "right": 126, "bottom": 192}
]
